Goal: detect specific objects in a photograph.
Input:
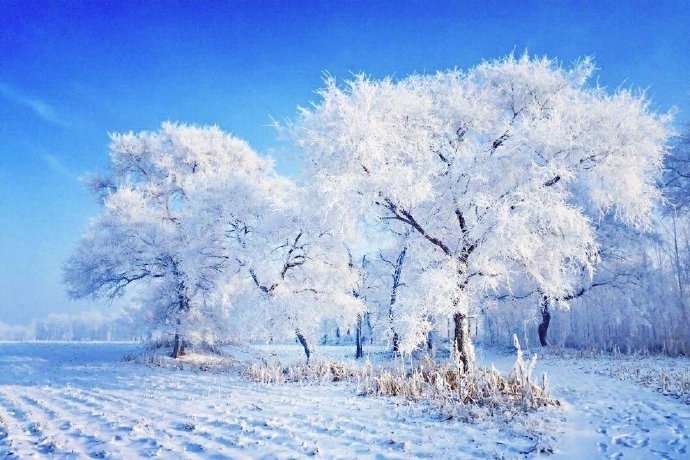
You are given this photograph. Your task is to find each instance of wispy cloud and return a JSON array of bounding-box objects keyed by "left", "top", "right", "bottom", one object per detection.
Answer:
[
  {"left": 42, "top": 153, "right": 74, "bottom": 178},
  {"left": 0, "top": 80, "right": 70, "bottom": 128}
]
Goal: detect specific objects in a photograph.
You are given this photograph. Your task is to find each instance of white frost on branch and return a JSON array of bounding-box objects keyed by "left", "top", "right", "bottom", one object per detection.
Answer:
[{"left": 290, "top": 54, "right": 671, "bottom": 355}]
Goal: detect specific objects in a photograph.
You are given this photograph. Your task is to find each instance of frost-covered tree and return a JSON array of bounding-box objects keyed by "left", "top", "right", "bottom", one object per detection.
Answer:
[
  {"left": 291, "top": 55, "right": 671, "bottom": 370},
  {"left": 337, "top": 228, "right": 414, "bottom": 355},
  {"left": 380, "top": 244, "right": 408, "bottom": 355},
  {"left": 64, "top": 122, "right": 281, "bottom": 357},
  {"left": 209, "top": 180, "right": 365, "bottom": 362},
  {"left": 664, "top": 126, "right": 690, "bottom": 211},
  {"left": 661, "top": 126, "right": 690, "bottom": 325},
  {"left": 480, "top": 208, "right": 690, "bottom": 355},
  {"left": 526, "top": 124, "right": 690, "bottom": 352},
  {"left": 532, "top": 216, "right": 653, "bottom": 347}
]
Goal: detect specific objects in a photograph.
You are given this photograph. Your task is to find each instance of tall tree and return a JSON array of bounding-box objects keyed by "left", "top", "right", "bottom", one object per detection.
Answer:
[{"left": 291, "top": 55, "right": 670, "bottom": 370}]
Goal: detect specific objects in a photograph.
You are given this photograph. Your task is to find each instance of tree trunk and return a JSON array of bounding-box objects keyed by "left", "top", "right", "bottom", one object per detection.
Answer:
[
  {"left": 170, "top": 332, "right": 185, "bottom": 358},
  {"left": 453, "top": 312, "right": 474, "bottom": 372},
  {"left": 671, "top": 214, "right": 690, "bottom": 328},
  {"left": 392, "top": 332, "right": 400, "bottom": 355},
  {"left": 388, "top": 245, "right": 406, "bottom": 356},
  {"left": 170, "top": 276, "right": 189, "bottom": 359},
  {"left": 355, "top": 314, "right": 364, "bottom": 359},
  {"left": 296, "top": 329, "right": 311, "bottom": 364},
  {"left": 538, "top": 297, "right": 551, "bottom": 347}
]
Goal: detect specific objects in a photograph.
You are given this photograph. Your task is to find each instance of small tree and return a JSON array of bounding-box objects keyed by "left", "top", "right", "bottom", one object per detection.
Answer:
[
  {"left": 664, "top": 126, "right": 690, "bottom": 211},
  {"left": 64, "top": 122, "right": 279, "bottom": 357},
  {"left": 662, "top": 126, "right": 690, "bottom": 325},
  {"left": 218, "top": 187, "right": 365, "bottom": 363},
  {"left": 535, "top": 216, "right": 652, "bottom": 347},
  {"left": 380, "top": 241, "right": 408, "bottom": 355},
  {"left": 291, "top": 54, "right": 670, "bottom": 370}
]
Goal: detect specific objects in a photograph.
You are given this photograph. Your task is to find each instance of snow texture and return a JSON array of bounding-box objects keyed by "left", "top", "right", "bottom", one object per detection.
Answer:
[{"left": 0, "top": 342, "right": 687, "bottom": 458}]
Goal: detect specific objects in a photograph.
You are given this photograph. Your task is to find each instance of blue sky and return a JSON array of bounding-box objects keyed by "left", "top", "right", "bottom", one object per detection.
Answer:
[{"left": 1, "top": 0, "right": 689, "bottom": 325}]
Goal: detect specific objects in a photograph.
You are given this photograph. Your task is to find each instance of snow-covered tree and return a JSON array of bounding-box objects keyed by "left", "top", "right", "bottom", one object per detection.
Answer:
[
  {"left": 64, "top": 122, "right": 281, "bottom": 357},
  {"left": 661, "top": 125, "right": 690, "bottom": 328},
  {"left": 664, "top": 126, "right": 690, "bottom": 211},
  {"left": 517, "top": 214, "right": 656, "bottom": 348},
  {"left": 523, "top": 124, "right": 690, "bottom": 353},
  {"left": 223, "top": 187, "right": 365, "bottom": 363},
  {"left": 291, "top": 54, "right": 671, "bottom": 369}
]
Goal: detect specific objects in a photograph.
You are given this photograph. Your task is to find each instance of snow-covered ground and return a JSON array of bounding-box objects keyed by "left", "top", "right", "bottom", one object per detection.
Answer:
[{"left": 0, "top": 342, "right": 688, "bottom": 459}]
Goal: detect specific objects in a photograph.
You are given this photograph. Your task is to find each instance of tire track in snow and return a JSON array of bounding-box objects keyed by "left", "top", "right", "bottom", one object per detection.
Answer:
[
  {"left": 159, "top": 378, "right": 313, "bottom": 458},
  {"left": 4, "top": 384, "right": 211, "bottom": 458},
  {"left": 63, "top": 386, "right": 235, "bottom": 457},
  {"left": 222, "top": 380, "right": 496, "bottom": 459}
]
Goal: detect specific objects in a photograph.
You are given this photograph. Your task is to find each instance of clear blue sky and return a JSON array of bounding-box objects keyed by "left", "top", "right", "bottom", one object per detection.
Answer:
[{"left": 1, "top": 0, "right": 689, "bottom": 325}]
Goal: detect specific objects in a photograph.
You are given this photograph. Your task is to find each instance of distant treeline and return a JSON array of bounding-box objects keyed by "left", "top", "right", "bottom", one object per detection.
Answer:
[{"left": 0, "top": 311, "right": 147, "bottom": 342}]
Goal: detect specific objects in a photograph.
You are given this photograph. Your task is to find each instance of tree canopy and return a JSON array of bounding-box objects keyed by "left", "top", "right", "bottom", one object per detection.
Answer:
[
  {"left": 65, "top": 55, "right": 676, "bottom": 363},
  {"left": 291, "top": 55, "right": 671, "bottom": 365}
]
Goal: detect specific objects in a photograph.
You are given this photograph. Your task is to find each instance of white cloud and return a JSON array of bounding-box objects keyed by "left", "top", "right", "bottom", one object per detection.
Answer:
[
  {"left": 42, "top": 153, "right": 73, "bottom": 178},
  {"left": 0, "top": 80, "right": 70, "bottom": 128}
]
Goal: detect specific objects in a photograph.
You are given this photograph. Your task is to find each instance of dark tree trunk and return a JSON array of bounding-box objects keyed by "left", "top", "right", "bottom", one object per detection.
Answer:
[
  {"left": 170, "top": 281, "right": 189, "bottom": 359},
  {"left": 538, "top": 296, "right": 551, "bottom": 347},
  {"left": 388, "top": 246, "right": 407, "bottom": 356},
  {"left": 392, "top": 332, "right": 400, "bottom": 355},
  {"left": 170, "top": 332, "right": 185, "bottom": 358},
  {"left": 355, "top": 314, "right": 364, "bottom": 359},
  {"left": 453, "top": 312, "right": 471, "bottom": 373},
  {"left": 296, "top": 329, "right": 311, "bottom": 364}
]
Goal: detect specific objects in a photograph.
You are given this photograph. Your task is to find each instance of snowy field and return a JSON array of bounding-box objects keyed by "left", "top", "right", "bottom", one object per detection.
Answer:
[{"left": 0, "top": 342, "right": 688, "bottom": 459}]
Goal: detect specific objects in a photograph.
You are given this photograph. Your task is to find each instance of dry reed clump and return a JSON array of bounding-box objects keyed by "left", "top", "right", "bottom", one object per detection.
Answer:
[
  {"left": 126, "top": 349, "right": 240, "bottom": 372},
  {"left": 246, "top": 336, "right": 558, "bottom": 414},
  {"left": 361, "top": 357, "right": 557, "bottom": 412},
  {"left": 245, "top": 359, "right": 373, "bottom": 385},
  {"left": 361, "top": 336, "right": 559, "bottom": 413}
]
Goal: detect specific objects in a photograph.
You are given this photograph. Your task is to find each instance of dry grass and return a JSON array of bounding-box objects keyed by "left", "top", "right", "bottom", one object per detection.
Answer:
[
  {"left": 361, "top": 355, "right": 557, "bottom": 413},
  {"left": 125, "top": 349, "right": 241, "bottom": 372},
  {"left": 245, "top": 359, "right": 372, "bottom": 384},
  {"left": 541, "top": 344, "right": 690, "bottom": 404},
  {"left": 246, "top": 336, "right": 559, "bottom": 415},
  {"left": 599, "top": 359, "right": 690, "bottom": 404}
]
